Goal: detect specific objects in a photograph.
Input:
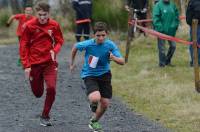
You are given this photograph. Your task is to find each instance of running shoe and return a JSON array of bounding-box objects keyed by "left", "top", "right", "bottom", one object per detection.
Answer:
[
  {"left": 40, "top": 116, "right": 52, "bottom": 127},
  {"left": 88, "top": 119, "right": 103, "bottom": 132}
]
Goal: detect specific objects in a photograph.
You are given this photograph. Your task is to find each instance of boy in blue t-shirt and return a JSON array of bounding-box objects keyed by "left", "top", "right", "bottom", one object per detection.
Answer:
[{"left": 70, "top": 21, "right": 125, "bottom": 131}]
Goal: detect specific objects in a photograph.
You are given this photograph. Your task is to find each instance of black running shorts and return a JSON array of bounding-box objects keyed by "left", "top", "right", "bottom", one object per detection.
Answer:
[{"left": 83, "top": 72, "right": 112, "bottom": 99}]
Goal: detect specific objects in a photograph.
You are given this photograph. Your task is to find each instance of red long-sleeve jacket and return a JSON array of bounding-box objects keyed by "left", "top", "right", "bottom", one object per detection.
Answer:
[
  {"left": 13, "top": 14, "right": 34, "bottom": 37},
  {"left": 20, "top": 18, "right": 64, "bottom": 69}
]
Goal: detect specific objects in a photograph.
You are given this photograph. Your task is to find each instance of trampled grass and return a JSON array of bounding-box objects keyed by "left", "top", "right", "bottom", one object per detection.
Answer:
[
  {"left": 0, "top": 26, "right": 18, "bottom": 45},
  {"left": 111, "top": 29, "right": 200, "bottom": 132}
]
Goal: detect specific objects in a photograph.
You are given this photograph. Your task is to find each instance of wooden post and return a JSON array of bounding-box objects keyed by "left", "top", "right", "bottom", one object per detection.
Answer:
[
  {"left": 125, "top": 29, "right": 131, "bottom": 63},
  {"left": 125, "top": 10, "right": 134, "bottom": 63},
  {"left": 192, "top": 19, "right": 200, "bottom": 92}
]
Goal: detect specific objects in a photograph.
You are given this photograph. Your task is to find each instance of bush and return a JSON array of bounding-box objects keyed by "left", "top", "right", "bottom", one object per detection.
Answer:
[
  {"left": 92, "top": 0, "right": 128, "bottom": 31},
  {"left": 0, "top": 9, "right": 11, "bottom": 28}
]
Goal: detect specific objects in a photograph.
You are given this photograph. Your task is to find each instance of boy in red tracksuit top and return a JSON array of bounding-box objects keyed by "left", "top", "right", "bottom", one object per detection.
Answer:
[
  {"left": 6, "top": 6, "right": 34, "bottom": 66},
  {"left": 20, "top": 2, "right": 64, "bottom": 126},
  {"left": 6, "top": 6, "right": 34, "bottom": 40}
]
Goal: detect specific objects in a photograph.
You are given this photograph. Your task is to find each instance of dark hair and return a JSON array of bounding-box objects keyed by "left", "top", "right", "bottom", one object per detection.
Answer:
[
  {"left": 93, "top": 22, "right": 108, "bottom": 34},
  {"left": 35, "top": 2, "right": 50, "bottom": 12},
  {"left": 24, "top": 4, "right": 32, "bottom": 8}
]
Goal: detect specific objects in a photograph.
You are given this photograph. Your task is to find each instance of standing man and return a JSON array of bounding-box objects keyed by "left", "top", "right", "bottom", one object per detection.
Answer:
[
  {"left": 125, "top": 0, "right": 148, "bottom": 35},
  {"left": 186, "top": 0, "right": 200, "bottom": 66},
  {"left": 72, "top": 0, "right": 92, "bottom": 42},
  {"left": 6, "top": 6, "right": 34, "bottom": 66},
  {"left": 153, "top": 0, "right": 179, "bottom": 67},
  {"left": 70, "top": 22, "right": 125, "bottom": 131},
  {"left": 20, "top": 2, "right": 64, "bottom": 126}
]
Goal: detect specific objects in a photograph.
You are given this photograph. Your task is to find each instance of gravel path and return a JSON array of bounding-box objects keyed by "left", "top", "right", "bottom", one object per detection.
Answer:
[{"left": 0, "top": 44, "right": 171, "bottom": 132}]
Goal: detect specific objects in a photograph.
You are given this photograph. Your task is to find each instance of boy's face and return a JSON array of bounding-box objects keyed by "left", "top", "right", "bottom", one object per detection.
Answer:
[
  {"left": 36, "top": 10, "right": 49, "bottom": 24},
  {"left": 94, "top": 31, "right": 107, "bottom": 44},
  {"left": 24, "top": 7, "right": 33, "bottom": 15}
]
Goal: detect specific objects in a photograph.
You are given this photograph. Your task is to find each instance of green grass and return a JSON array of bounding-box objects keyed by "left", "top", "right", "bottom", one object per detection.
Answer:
[
  {"left": 0, "top": 26, "right": 18, "bottom": 45},
  {"left": 0, "top": 9, "right": 10, "bottom": 28},
  {"left": 111, "top": 29, "right": 200, "bottom": 132}
]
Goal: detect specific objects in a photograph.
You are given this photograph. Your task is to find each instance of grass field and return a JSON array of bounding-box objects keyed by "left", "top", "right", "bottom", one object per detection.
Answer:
[{"left": 111, "top": 26, "right": 200, "bottom": 132}]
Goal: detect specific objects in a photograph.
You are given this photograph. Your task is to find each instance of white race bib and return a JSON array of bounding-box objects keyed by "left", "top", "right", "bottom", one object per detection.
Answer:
[{"left": 88, "top": 55, "right": 99, "bottom": 68}]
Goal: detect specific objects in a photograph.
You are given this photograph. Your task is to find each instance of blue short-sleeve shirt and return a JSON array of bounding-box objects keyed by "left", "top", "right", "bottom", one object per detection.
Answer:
[{"left": 75, "top": 38, "right": 122, "bottom": 78}]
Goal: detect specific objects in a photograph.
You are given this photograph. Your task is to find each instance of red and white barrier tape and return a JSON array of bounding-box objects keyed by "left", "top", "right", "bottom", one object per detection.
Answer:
[
  {"left": 127, "top": 16, "right": 197, "bottom": 46},
  {"left": 136, "top": 25, "right": 193, "bottom": 45},
  {"left": 128, "top": 16, "right": 186, "bottom": 24}
]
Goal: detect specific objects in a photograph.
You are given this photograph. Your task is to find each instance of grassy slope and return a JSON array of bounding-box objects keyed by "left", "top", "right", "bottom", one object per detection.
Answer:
[{"left": 111, "top": 27, "right": 200, "bottom": 132}]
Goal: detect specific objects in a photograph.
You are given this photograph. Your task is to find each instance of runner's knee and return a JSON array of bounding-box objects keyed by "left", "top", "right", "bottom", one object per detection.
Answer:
[{"left": 88, "top": 91, "right": 101, "bottom": 103}]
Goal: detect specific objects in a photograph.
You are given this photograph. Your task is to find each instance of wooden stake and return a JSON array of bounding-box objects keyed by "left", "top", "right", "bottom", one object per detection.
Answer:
[
  {"left": 125, "top": 10, "right": 133, "bottom": 63},
  {"left": 192, "top": 19, "right": 200, "bottom": 92},
  {"left": 125, "top": 30, "right": 131, "bottom": 63}
]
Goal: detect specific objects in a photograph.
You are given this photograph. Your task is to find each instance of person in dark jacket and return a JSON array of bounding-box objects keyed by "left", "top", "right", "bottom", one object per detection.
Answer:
[
  {"left": 125, "top": 0, "right": 148, "bottom": 35},
  {"left": 72, "top": 0, "right": 92, "bottom": 42},
  {"left": 186, "top": 0, "right": 200, "bottom": 66},
  {"left": 153, "top": 0, "right": 179, "bottom": 67}
]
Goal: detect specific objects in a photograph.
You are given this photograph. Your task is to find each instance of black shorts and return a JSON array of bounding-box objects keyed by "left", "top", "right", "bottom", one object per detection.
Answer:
[{"left": 83, "top": 72, "right": 112, "bottom": 99}]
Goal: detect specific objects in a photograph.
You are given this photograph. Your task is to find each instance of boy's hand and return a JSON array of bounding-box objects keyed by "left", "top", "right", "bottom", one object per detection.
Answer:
[
  {"left": 6, "top": 23, "right": 10, "bottom": 27},
  {"left": 125, "top": 5, "right": 130, "bottom": 12},
  {"left": 142, "top": 8, "right": 147, "bottom": 13},
  {"left": 24, "top": 68, "right": 31, "bottom": 79},
  {"left": 50, "top": 50, "right": 55, "bottom": 61},
  {"left": 69, "top": 64, "right": 76, "bottom": 72},
  {"left": 109, "top": 51, "right": 125, "bottom": 65},
  {"left": 109, "top": 51, "right": 115, "bottom": 61}
]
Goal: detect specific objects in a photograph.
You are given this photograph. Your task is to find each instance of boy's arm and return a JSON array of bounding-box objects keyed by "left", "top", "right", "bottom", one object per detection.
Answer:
[
  {"left": 125, "top": 0, "right": 131, "bottom": 11},
  {"left": 20, "top": 26, "right": 32, "bottom": 79},
  {"left": 6, "top": 15, "right": 15, "bottom": 27},
  {"left": 110, "top": 52, "right": 125, "bottom": 65},
  {"left": 69, "top": 40, "right": 87, "bottom": 70},
  {"left": 153, "top": 5, "right": 163, "bottom": 32},
  {"left": 70, "top": 45, "right": 78, "bottom": 71},
  {"left": 109, "top": 42, "right": 125, "bottom": 65},
  {"left": 20, "top": 26, "right": 31, "bottom": 69},
  {"left": 52, "top": 23, "right": 64, "bottom": 54},
  {"left": 6, "top": 14, "right": 22, "bottom": 27}
]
